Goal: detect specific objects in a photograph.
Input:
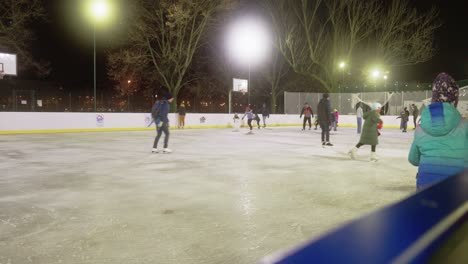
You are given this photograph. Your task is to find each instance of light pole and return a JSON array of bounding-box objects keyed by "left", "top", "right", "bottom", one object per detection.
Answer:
[
  {"left": 338, "top": 62, "right": 346, "bottom": 111},
  {"left": 90, "top": 0, "right": 109, "bottom": 112}
]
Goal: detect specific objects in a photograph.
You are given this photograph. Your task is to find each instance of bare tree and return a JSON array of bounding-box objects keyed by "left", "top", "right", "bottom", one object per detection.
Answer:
[
  {"left": 116, "top": 0, "right": 237, "bottom": 111},
  {"left": 0, "top": 0, "right": 49, "bottom": 76},
  {"left": 265, "top": 0, "right": 440, "bottom": 92},
  {"left": 259, "top": 47, "right": 289, "bottom": 113}
]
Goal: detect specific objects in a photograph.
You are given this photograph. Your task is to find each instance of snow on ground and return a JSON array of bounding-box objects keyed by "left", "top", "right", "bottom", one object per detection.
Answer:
[{"left": 0, "top": 126, "right": 417, "bottom": 264}]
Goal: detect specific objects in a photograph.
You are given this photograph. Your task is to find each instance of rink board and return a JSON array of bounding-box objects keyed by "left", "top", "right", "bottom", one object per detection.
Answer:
[
  {"left": 0, "top": 112, "right": 408, "bottom": 134},
  {"left": 260, "top": 170, "right": 468, "bottom": 264}
]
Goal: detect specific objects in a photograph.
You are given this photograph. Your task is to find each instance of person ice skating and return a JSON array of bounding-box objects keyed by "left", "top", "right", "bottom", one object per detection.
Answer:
[
  {"left": 177, "top": 103, "right": 186, "bottom": 129},
  {"left": 331, "top": 109, "right": 339, "bottom": 131},
  {"left": 233, "top": 113, "right": 240, "bottom": 131},
  {"left": 317, "top": 93, "right": 333, "bottom": 146},
  {"left": 411, "top": 104, "right": 419, "bottom": 129},
  {"left": 242, "top": 107, "right": 255, "bottom": 134},
  {"left": 397, "top": 107, "right": 410, "bottom": 132},
  {"left": 300, "top": 102, "right": 314, "bottom": 130},
  {"left": 356, "top": 103, "right": 363, "bottom": 134},
  {"left": 348, "top": 102, "right": 383, "bottom": 161},
  {"left": 254, "top": 111, "right": 261, "bottom": 129},
  {"left": 408, "top": 73, "right": 467, "bottom": 190},
  {"left": 261, "top": 103, "right": 270, "bottom": 128},
  {"left": 314, "top": 115, "right": 319, "bottom": 130},
  {"left": 152, "top": 91, "right": 174, "bottom": 153}
]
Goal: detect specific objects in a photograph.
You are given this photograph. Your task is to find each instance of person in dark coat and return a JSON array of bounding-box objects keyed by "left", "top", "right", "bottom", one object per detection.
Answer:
[
  {"left": 152, "top": 91, "right": 174, "bottom": 153},
  {"left": 299, "top": 102, "right": 314, "bottom": 130},
  {"left": 317, "top": 93, "right": 333, "bottom": 146},
  {"left": 261, "top": 103, "right": 270, "bottom": 128},
  {"left": 397, "top": 107, "right": 410, "bottom": 132},
  {"left": 348, "top": 102, "right": 383, "bottom": 161},
  {"left": 411, "top": 104, "right": 419, "bottom": 129}
]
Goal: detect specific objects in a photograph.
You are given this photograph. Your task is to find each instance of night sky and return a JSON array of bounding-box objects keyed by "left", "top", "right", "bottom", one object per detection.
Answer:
[{"left": 32, "top": 0, "right": 468, "bottom": 92}]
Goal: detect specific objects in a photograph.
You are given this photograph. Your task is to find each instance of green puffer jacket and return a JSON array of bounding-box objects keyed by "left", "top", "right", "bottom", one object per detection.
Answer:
[
  {"left": 359, "top": 110, "right": 382, "bottom": 146},
  {"left": 408, "top": 102, "right": 468, "bottom": 189}
]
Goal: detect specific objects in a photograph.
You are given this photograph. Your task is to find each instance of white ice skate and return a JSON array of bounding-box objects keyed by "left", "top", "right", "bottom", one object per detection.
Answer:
[
  {"left": 348, "top": 147, "right": 358, "bottom": 160},
  {"left": 163, "top": 148, "right": 172, "bottom": 153},
  {"left": 152, "top": 148, "right": 160, "bottom": 153},
  {"left": 370, "top": 152, "right": 379, "bottom": 162}
]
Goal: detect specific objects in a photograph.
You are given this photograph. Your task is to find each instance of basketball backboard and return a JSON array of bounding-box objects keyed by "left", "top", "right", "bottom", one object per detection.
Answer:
[
  {"left": 233, "top": 78, "right": 248, "bottom": 93},
  {"left": 0, "top": 52, "right": 17, "bottom": 76}
]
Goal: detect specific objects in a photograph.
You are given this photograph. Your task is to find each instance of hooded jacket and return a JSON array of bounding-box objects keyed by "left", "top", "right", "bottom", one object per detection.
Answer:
[{"left": 408, "top": 102, "right": 467, "bottom": 189}]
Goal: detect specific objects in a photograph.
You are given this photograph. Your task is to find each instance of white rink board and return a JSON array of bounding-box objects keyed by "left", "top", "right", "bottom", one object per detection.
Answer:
[{"left": 0, "top": 112, "right": 410, "bottom": 132}]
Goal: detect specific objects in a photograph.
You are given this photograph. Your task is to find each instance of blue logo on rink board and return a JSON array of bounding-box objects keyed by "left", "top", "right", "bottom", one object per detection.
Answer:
[{"left": 96, "top": 114, "right": 104, "bottom": 127}]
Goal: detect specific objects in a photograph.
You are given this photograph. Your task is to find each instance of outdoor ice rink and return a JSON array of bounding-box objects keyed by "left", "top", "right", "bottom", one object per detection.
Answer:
[{"left": 1, "top": 126, "right": 417, "bottom": 264}]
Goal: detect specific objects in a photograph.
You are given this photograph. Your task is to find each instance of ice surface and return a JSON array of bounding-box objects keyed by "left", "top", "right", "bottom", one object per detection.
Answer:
[{"left": 0, "top": 126, "right": 417, "bottom": 263}]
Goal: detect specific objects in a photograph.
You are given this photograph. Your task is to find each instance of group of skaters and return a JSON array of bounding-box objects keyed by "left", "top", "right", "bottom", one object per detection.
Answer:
[
  {"left": 236, "top": 103, "right": 270, "bottom": 134},
  {"left": 149, "top": 73, "right": 466, "bottom": 190}
]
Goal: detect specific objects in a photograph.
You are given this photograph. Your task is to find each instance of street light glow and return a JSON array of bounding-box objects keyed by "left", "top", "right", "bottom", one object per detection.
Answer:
[
  {"left": 226, "top": 17, "right": 270, "bottom": 65},
  {"left": 383, "top": 75, "right": 388, "bottom": 80},
  {"left": 371, "top": 70, "right": 380, "bottom": 78},
  {"left": 339, "top": 62, "right": 346, "bottom": 69},
  {"left": 91, "top": 0, "right": 109, "bottom": 20}
]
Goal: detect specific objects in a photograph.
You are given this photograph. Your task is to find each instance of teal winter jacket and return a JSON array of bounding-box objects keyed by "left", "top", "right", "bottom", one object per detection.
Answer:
[{"left": 408, "top": 102, "right": 468, "bottom": 189}]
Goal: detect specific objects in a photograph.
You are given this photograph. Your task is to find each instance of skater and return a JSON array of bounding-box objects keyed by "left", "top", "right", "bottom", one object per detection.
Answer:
[
  {"left": 397, "top": 107, "right": 410, "bottom": 132},
  {"left": 242, "top": 107, "right": 255, "bottom": 134},
  {"left": 152, "top": 91, "right": 173, "bottom": 153},
  {"left": 356, "top": 103, "right": 363, "bottom": 134},
  {"left": 261, "top": 103, "right": 270, "bottom": 128},
  {"left": 331, "top": 109, "right": 339, "bottom": 131},
  {"left": 317, "top": 93, "right": 333, "bottom": 146},
  {"left": 254, "top": 111, "right": 261, "bottom": 129},
  {"left": 233, "top": 113, "right": 240, "bottom": 131},
  {"left": 314, "top": 115, "right": 319, "bottom": 130},
  {"left": 177, "top": 103, "right": 186, "bottom": 129},
  {"left": 300, "top": 102, "right": 314, "bottom": 130},
  {"left": 348, "top": 102, "right": 383, "bottom": 161},
  {"left": 408, "top": 73, "right": 467, "bottom": 190},
  {"left": 411, "top": 104, "right": 419, "bottom": 129}
]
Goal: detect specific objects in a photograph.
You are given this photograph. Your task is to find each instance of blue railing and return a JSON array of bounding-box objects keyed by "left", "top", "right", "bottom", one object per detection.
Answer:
[{"left": 260, "top": 170, "right": 468, "bottom": 264}]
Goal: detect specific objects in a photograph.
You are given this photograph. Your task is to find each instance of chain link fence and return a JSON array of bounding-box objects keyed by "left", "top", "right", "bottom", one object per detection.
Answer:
[{"left": 285, "top": 88, "right": 468, "bottom": 118}]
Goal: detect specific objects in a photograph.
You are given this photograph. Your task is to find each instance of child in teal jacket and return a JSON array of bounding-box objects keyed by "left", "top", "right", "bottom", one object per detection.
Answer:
[{"left": 408, "top": 73, "right": 468, "bottom": 189}]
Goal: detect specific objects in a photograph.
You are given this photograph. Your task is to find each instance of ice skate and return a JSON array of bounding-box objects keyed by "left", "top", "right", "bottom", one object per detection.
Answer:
[
  {"left": 152, "top": 148, "right": 160, "bottom": 153},
  {"left": 246, "top": 131, "right": 254, "bottom": 135},
  {"left": 324, "top": 142, "right": 333, "bottom": 147},
  {"left": 348, "top": 147, "right": 358, "bottom": 160},
  {"left": 370, "top": 152, "right": 379, "bottom": 162},
  {"left": 163, "top": 148, "right": 172, "bottom": 153}
]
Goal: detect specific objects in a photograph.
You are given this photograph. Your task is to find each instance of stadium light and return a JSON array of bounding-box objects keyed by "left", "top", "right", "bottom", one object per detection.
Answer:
[
  {"left": 339, "top": 62, "right": 346, "bottom": 69},
  {"left": 227, "top": 17, "right": 270, "bottom": 105},
  {"left": 371, "top": 69, "right": 381, "bottom": 79}
]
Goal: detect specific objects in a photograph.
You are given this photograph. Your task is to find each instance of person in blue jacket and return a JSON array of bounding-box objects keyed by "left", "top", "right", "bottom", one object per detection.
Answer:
[
  {"left": 408, "top": 73, "right": 467, "bottom": 189},
  {"left": 152, "top": 91, "right": 174, "bottom": 153}
]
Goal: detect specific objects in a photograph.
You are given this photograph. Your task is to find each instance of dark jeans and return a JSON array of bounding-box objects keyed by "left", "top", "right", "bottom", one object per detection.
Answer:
[
  {"left": 319, "top": 122, "right": 330, "bottom": 142},
  {"left": 303, "top": 116, "right": 311, "bottom": 129},
  {"left": 413, "top": 116, "right": 418, "bottom": 128},
  {"left": 356, "top": 143, "right": 376, "bottom": 152},
  {"left": 247, "top": 119, "right": 253, "bottom": 130},
  {"left": 153, "top": 121, "right": 169, "bottom": 148},
  {"left": 357, "top": 117, "right": 362, "bottom": 134}
]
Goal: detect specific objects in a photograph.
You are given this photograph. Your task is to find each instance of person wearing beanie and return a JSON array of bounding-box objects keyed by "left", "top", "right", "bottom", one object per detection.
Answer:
[
  {"left": 152, "top": 91, "right": 174, "bottom": 153},
  {"left": 408, "top": 73, "right": 467, "bottom": 189},
  {"left": 397, "top": 107, "right": 410, "bottom": 132},
  {"left": 300, "top": 102, "right": 314, "bottom": 130},
  {"left": 348, "top": 102, "right": 383, "bottom": 161},
  {"left": 317, "top": 93, "right": 333, "bottom": 146},
  {"left": 242, "top": 107, "right": 255, "bottom": 134},
  {"left": 177, "top": 102, "right": 186, "bottom": 129}
]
